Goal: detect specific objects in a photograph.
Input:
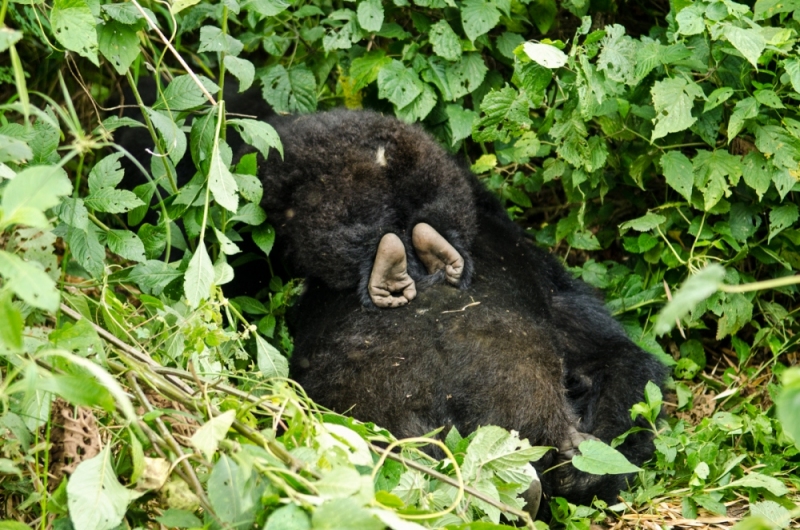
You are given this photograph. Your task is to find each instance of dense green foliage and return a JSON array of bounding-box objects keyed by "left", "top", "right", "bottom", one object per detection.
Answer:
[{"left": 0, "top": 0, "right": 799, "bottom": 527}]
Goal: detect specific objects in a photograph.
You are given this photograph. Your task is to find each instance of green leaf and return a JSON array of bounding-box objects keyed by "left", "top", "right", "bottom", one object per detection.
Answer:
[
  {"left": 597, "top": 24, "right": 638, "bottom": 85},
  {"left": 0, "top": 291, "right": 23, "bottom": 351},
  {"left": 155, "top": 509, "right": 203, "bottom": 529},
  {"left": 97, "top": 20, "right": 140, "bottom": 75},
  {"left": 51, "top": 0, "right": 99, "bottom": 65},
  {"left": 728, "top": 97, "right": 759, "bottom": 142},
  {"left": 255, "top": 333, "right": 289, "bottom": 378},
  {"left": 146, "top": 108, "right": 187, "bottom": 165},
  {"left": 0, "top": 28, "right": 22, "bottom": 53},
  {"left": 396, "top": 82, "right": 436, "bottom": 123},
  {"left": 754, "top": 89, "right": 784, "bottom": 109},
  {"left": 704, "top": 87, "right": 733, "bottom": 113},
  {"left": 38, "top": 374, "right": 115, "bottom": 412},
  {"left": 768, "top": 203, "right": 799, "bottom": 243},
  {"left": 0, "top": 521, "right": 31, "bottom": 530},
  {"left": 253, "top": 224, "right": 276, "bottom": 256},
  {"left": 784, "top": 57, "right": 800, "bottom": 95},
  {"left": 64, "top": 226, "right": 105, "bottom": 278},
  {"left": 716, "top": 293, "right": 753, "bottom": 340},
  {"left": 350, "top": 50, "right": 391, "bottom": 90},
  {"left": 447, "top": 53, "right": 488, "bottom": 99},
  {"left": 660, "top": 152, "right": 693, "bottom": 202},
  {"left": 0, "top": 134, "right": 32, "bottom": 164},
  {"left": 0, "top": 249, "right": 60, "bottom": 311},
  {"left": 472, "top": 87, "right": 532, "bottom": 143},
  {"left": 316, "top": 467, "right": 362, "bottom": 499},
  {"left": 429, "top": 20, "right": 461, "bottom": 61},
  {"left": 651, "top": 77, "right": 703, "bottom": 141},
  {"left": 184, "top": 244, "right": 214, "bottom": 308},
  {"left": 357, "top": 0, "right": 383, "bottom": 32},
  {"left": 190, "top": 410, "right": 235, "bottom": 460},
  {"left": 619, "top": 212, "right": 666, "bottom": 233},
  {"left": 67, "top": 446, "right": 138, "bottom": 530},
  {"left": 1, "top": 165, "right": 71, "bottom": 229},
  {"left": 49, "top": 318, "right": 103, "bottom": 357},
  {"left": 777, "top": 369, "right": 800, "bottom": 449},
  {"left": 84, "top": 188, "right": 145, "bottom": 213},
  {"left": 462, "top": 426, "right": 548, "bottom": 483},
  {"left": 198, "top": 25, "right": 243, "bottom": 55},
  {"left": 107, "top": 230, "right": 146, "bottom": 262},
  {"left": 741, "top": 154, "right": 771, "bottom": 202},
  {"left": 261, "top": 65, "right": 317, "bottom": 114},
  {"left": 248, "top": 0, "right": 290, "bottom": 16},
  {"left": 208, "top": 455, "right": 256, "bottom": 528},
  {"left": 655, "top": 264, "right": 726, "bottom": 335},
  {"left": 750, "top": 501, "right": 793, "bottom": 529},
  {"left": 208, "top": 140, "right": 239, "bottom": 213},
  {"left": 102, "top": 2, "right": 150, "bottom": 24},
  {"left": 446, "top": 105, "right": 477, "bottom": 145},
  {"left": 675, "top": 6, "right": 704, "bottom": 35},
  {"left": 265, "top": 505, "right": 311, "bottom": 530},
  {"left": 377, "top": 60, "right": 422, "bottom": 108},
  {"left": 88, "top": 153, "right": 125, "bottom": 193},
  {"left": 228, "top": 119, "right": 282, "bottom": 160},
  {"left": 754, "top": 0, "right": 800, "bottom": 19},
  {"left": 223, "top": 55, "right": 255, "bottom": 92},
  {"left": 129, "top": 260, "right": 182, "bottom": 295},
  {"left": 693, "top": 149, "right": 742, "bottom": 210},
  {"left": 312, "top": 498, "right": 383, "bottom": 530},
  {"left": 461, "top": 0, "right": 501, "bottom": 42},
  {"left": 572, "top": 439, "right": 642, "bottom": 474},
  {"left": 729, "top": 474, "right": 789, "bottom": 497},
  {"left": 496, "top": 31, "right": 524, "bottom": 59},
  {"left": 723, "top": 24, "right": 766, "bottom": 68},
  {"left": 154, "top": 75, "right": 219, "bottom": 111}
]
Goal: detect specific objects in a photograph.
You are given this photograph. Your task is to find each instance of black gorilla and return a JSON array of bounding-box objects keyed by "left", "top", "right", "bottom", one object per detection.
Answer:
[{"left": 256, "top": 110, "right": 668, "bottom": 516}]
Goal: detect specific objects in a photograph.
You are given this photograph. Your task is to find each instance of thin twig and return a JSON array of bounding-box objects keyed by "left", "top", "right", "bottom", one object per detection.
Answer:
[
  {"left": 129, "top": 0, "right": 216, "bottom": 105},
  {"left": 441, "top": 301, "right": 481, "bottom": 314}
]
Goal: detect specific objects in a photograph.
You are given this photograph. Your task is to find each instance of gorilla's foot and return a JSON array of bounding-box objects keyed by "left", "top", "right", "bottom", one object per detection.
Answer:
[
  {"left": 369, "top": 233, "right": 417, "bottom": 308},
  {"left": 412, "top": 223, "right": 464, "bottom": 286},
  {"left": 558, "top": 426, "right": 600, "bottom": 461}
]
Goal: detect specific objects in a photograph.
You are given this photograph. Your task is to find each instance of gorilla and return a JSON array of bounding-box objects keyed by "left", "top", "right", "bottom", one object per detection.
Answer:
[{"left": 255, "top": 110, "right": 668, "bottom": 518}]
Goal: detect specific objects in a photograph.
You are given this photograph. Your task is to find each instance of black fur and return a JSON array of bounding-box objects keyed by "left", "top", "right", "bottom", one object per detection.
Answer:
[{"left": 255, "top": 110, "right": 668, "bottom": 516}]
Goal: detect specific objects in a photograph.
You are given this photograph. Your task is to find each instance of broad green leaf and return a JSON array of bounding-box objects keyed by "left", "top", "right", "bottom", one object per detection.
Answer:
[
  {"left": 350, "top": 50, "right": 391, "bottom": 90},
  {"left": 422, "top": 57, "right": 455, "bottom": 100},
  {"left": 0, "top": 134, "right": 32, "bottom": 163},
  {"left": 716, "top": 293, "right": 753, "bottom": 340},
  {"left": 619, "top": 212, "right": 666, "bottom": 233},
  {"left": 597, "top": 24, "right": 637, "bottom": 84},
  {"left": 396, "top": 82, "right": 436, "bottom": 122},
  {"left": 171, "top": 0, "right": 201, "bottom": 14},
  {"left": 704, "top": 87, "right": 733, "bottom": 113},
  {"left": 67, "top": 446, "right": 138, "bottom": 530},
  {"left": 184, "top": 244, "right": 214, "bottom": 308},
  {"left": 651, "top": 77, "right": 703, "bottom": 141},
  {"left": 265, "top": 505, "right": 311, "bottom": 530},
  {"left": 190, "top": 410, "right": 235, "bottom": 460},
  {"left": 730, "top": 474, "right": 789, "bottom": 497},
  {"left": 88, "top": 153, "right": 125, "bottom": 193},
  {"left": 462, "top": 426, "right": 547, "bottom": 484},
  {"left": 473, "top": 87, "right": 532, "bottom": 143},
  {"left": 675, "top": 6, "right": 704, "bottom": 35},
  {"left": 461, "top": 0, "right": 501, "bottom": 42},
  {"left": 656, "top": 264, "right": 726, "bottom": 335},
  {"left": 524, "top": 41, "right": 568, "bottom": 69},
  {"left": 660, "top": 151, "right": 693, "bottom": 202},
  {"left": 429, "top": 20, "right": 461, "bottom": 61},
  {"left": 0, "top": 28, "right": 22, "bottom": 53},
  {"left": 777, "top": 369, "right": 800, "bottom": 449},
  {"left": 146, "top": 108, "right": 187, "bottom": 165},
  {"left": 233, "top": 173, "right": 262, "bottom": 203},
  {"left": 572, "top": 439, "right": 642, "bottom": 474},
  {"left": 261, "top": 64, "right": 317, "bottom": 113},
  {"left": 447, "top": 53, "right": 488, "bottom": 99},
  {"left": 208, "top": 455, "right": 256, "bottom": 527},
  {"left": 446, "top": 105, "right": 477, "bottom": 145},
  {"left": 37, "top": 374, "right": 115, "bottom": 412},
  {"left": 1, "top": 165, "right": 71, "bottom": 228},
  {"left": 357, "top": 0, "right": 383, "bottom": 32},
  {"left": 728, "top": 97, "right": 759, "bottom": 142},
  {"left": 784, "top": 57, "right": 800, "bottom": 95},
  {"left": 496, "top": 31, "right": 524, "bottom": 59},
  {"left": 155, "top": 509, "right": 203, "bottom": 529},
  {"left": 49, "top": 318, "right": 103, "bottom": 357},
  {"left": 107, "top": 230, "right": 146, "bottom": 262},
  {"left": 754, "top": 0, "right": 800, "bottom": 19},
  {"left": 0, "top": 521, "right": 30, "bottom": 530},
  {"left": 315, "top": 467, "right": 362, "bottom": 499},
  {"left": 255, "top": 333, "right": 289, "bottom": 378},
  {"left": 692, "top": 149, "right": 742, "bottom": 210},
  {"left": 768, "top": 203, "right": 799, "bottom": 243},
  {"left": 0, "top": 291, "right": 23, "bottom": 351},
  {"left": 51, "top": 0, "right": 99, "bottom": 65},
  {"left": 103, "top": 2, "right": 152, "bottom": 23},
  {"left": 377, "top": 60, "right": 422, "bottom": 108},
  {"left": 97, "top": 20, "right": 140, "bottom": 75},
  {"left": 228, "top": 119, "right": 282, "bottom": 160},
  {"left": 154, "top": 74, "right": 219, "bottom": 111},
  {"left": 0, "top": 250, "right": 60, "bottom": 311},
  {"left": 223, "top": 55, "right": 255, "bottom": 92},
  {"left": 84, "top": 188, "right": 145, "bottom": 213},
  {"left": 248, "top": 0, "right": 290, "bottom": 16},
  {"left": 253, "top": 224, "right": 276, "bottom": 256},
  {"left": 64, "top": 226, "right": 105, "bottom": 278},
  {"left": 213, "top": 227, "right": 241, "bottom": 255},
  {"left": 198, "top": 25, "right": 243, "bottom": 55},
  {"left": 208, "top": 140, "right": 239, "bottom": 213},
  {"left": 723, "top": 24, "right": 766, "bottom": 68},
  {"left": 312, "top": 498, "right": 383, "bottom": 530},
  {"left": 754, "top": 89, "right": 784, "bottom": 109},
  {"left": 129, "top": 260, "right": 182, "bottom": 295},
  {"left": 750, "top": 501, "right": 793, "bottom": 529}
]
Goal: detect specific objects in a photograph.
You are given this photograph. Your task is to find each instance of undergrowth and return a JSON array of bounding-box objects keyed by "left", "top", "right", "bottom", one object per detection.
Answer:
[{"left": 0, "top": 0, "right": 799, "bottom": 528}]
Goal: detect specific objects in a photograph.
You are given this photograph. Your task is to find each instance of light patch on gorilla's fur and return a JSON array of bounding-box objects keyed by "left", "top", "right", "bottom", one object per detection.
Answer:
[{"left": 375, "top": 146, "right": 387, "bottom": 167}]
